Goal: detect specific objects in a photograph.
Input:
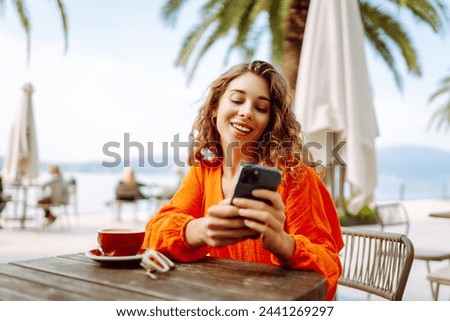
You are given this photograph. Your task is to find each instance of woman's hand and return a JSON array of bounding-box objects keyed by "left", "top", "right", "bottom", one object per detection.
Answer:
[
  {"left": 185, "top": 199, "right": 259, "bottom": 248},
  {"left": 231, "top": 189, "right": 295, "bottom": 263}
]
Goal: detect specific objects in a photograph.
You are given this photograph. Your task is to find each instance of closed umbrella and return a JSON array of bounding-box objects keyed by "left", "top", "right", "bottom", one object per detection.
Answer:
[
  {"left": 2, "top": 83, "right": 40, "bottom": 185},
  {"left": 294, "top": 0, "right": 378, "bottom": 214}
]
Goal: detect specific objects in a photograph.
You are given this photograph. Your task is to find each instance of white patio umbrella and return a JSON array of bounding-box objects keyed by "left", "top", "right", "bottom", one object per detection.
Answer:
[
  {"left": 2, "top": 83, "right": 40, "bottom": 184},
  {"left": 294, "top": 0, "right": 378, "bottom": 214}
]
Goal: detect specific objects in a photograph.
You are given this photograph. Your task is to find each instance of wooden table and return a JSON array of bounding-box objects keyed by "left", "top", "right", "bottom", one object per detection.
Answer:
[
  {"left": 429, "top": 211, "right": 450, "bottom": 219},
  {"left": 0, "top": 254, "right": 327, "bottom": 301}
]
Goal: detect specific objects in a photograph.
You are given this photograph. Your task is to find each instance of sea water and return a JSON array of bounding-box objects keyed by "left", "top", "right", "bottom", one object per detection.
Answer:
[
  {"left": 62, "top": 171, "right": 449, "bottom": 215},
  {"left": 375, "top": 174, "right": 449, "bottom": 201},
  {"left": 4, "top": 170, "right": 446, "bottom": 222}
]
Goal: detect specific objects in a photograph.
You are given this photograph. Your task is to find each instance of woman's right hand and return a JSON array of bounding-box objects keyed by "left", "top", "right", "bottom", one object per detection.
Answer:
[{"left": 185, "top": 198, "right": 259, "bottom": 248}]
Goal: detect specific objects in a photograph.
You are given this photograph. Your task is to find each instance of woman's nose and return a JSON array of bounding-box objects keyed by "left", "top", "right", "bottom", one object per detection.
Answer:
[{"left": 238, "top": 102, "right": 253, "bottom": 119}]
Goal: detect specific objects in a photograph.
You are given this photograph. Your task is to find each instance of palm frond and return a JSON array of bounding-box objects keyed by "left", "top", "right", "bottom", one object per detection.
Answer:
[
  {"left": 436, "top": 74, "right": 450, "bottom": 84},
  {"left": 163, "top": 0, "right": 448, "bottom": 91},
  {"left": 225, "top": 0, "right": 260, "bottom": 64},
  {"left": 428, "top": 104, "right": 450, "bottom": 132},
  {"left": 225, "top": 25, "right": 267, "bottom": 65},
  {"left": 268, "top": 0, "right": 289, "bottom": 63},
  {"left": 175, "top": 13, "right": 219, "bottom": 68},
  {"left": 428, "top": 84, "right": 450, "bottom": 102},
  {"left": 12, "top": 0, "right": 31, "bottom": 62},
  {"left": 181, "top": 0, "right": 272, "bottom": 81},
  {"left": 56, "top": 0, "right": 69, "bottom": 53},
  {"left": 186, "top": 0, "right": 260, "bottom": 82},
  {"left": 428, "top": 73, "right": 450, "bottom": 132},
  {"left": 1, "top": 1, "right": 69, "bottom": 62},
  {"left": 362, "top": 18, "right": 404, "bottom": 90},
  {"left": 434, "top": 0, "right": 450, "bottom": 21},
  {"left": 187, "top": 24, "right": 232, "bottom": 83},
  {"left": 211, "top": 0, "right": 246, "bottom": 35},
  {"left": 232, "top": 0, "right": 258, "bottom": 46},
  {"left": 161, "top": 0, "right": 186, "bottom": 25},
  {"left": 387, "top": 0, "right": 448, "bottom": 32},
  {"left": 201, "top": 0, "right": 226, "bottom": 15},
  {"left": 360, "top": 1, "right": 420, "bottom": 90}
]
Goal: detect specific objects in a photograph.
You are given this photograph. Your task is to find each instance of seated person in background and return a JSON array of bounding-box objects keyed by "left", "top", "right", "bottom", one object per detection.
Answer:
[
  {"left": 115, "top": 168, "right": 148, "bottom": 201},
  {"left": 143, "top": 60, "right": 344, "bottom": 301},
  {"left": 37, "top": 165, "right": 69, "bottom": 225}
]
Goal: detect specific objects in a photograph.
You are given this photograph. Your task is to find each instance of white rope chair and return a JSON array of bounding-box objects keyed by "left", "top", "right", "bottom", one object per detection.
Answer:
[{"left": 339, "top": 227, "right": 414, "bottom": 301}]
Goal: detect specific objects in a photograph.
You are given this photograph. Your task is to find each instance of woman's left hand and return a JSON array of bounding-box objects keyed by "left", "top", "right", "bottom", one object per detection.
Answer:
[{"left": 231, "top": 189, "right": 294, "bottom": 262}]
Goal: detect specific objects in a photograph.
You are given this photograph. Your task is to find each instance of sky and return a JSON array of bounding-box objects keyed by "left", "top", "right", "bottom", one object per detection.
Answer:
[{"left": 0, "top": 0, "right": 449, "bottom": 165}]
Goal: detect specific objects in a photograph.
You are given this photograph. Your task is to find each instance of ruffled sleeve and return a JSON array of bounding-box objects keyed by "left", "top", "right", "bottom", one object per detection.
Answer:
[
  {"left": 142, "top": 166, "right": 212, "bottom": 262},
  {"left": 270, "top": 167, "right": 344, "bottom": 300}
]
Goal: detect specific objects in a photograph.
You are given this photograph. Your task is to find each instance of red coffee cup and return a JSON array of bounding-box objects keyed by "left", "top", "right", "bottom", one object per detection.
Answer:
[{"left": 97, "top": 228, "right": 145, "bottom": 256}]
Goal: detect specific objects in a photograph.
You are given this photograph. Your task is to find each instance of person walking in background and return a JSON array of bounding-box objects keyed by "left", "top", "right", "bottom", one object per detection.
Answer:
[
  {"left": 115, "top": 167, "right": 148, "bottom": 201},
  {"left": 143, "top": 60, "right": 344, "bottom": 300},
  {"left": 37, "top": 165, "right": 68, "bottom": 225}
]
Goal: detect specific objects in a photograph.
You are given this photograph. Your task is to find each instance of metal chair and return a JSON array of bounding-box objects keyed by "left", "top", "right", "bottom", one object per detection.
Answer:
[
  {"left": 65, "top": 178, "right": 78, "bottom": 216},
  {"left": 427, "top": 266, "right": 450, "bottom": 300},
  {"left": 339, "top": 227, "right": 414, "bottom": 301},
  {"left": 374, "top": 202, "right": 450, "bottom": 294}
]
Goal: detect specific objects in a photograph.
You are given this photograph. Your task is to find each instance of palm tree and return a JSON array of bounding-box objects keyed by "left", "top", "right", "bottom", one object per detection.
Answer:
[
  {"left": 0, "top": 0, "right": 69, "bottom": 62},
  {"left": 428, "top": 72, "right": 450, "bottom": 133},
  {"left": 161, "top": 0, "right": 447, "bottom": 92}
]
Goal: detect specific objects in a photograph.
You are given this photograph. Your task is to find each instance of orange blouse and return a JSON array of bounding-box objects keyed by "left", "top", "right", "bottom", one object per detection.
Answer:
[{"left": 143, "top": 164, "right": 344, "bottom": 300}]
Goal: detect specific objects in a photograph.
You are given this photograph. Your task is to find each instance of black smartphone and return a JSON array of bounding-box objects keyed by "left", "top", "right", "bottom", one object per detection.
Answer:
[{"left": 231, "top": 164, "right": 281, "bottom": 205}]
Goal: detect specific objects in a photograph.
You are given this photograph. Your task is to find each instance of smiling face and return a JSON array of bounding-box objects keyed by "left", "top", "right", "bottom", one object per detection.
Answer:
[
  {"left": 215, "top": 72, "right": 271, "bottom": 153},
  {"left": 188, "top": 60, "right": 301, "bottom": 170}
]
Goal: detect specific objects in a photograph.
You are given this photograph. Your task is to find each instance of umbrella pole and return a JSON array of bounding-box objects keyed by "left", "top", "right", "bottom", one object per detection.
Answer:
[
  {"left": 326, "top": 165, "right": 336, "bottom": 203},
  {"left": 324, "top": 131, "right": 346, "bottom": 216},
  {"left": 338, "top": 164, "right": 345, "bottom": 215},
  {"left": 325, "top": 160, "right": 345, "bottom": 217}
]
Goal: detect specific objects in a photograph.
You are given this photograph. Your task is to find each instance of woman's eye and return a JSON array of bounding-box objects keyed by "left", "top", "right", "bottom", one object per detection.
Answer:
[
  {"left": 256, "top": 106, "right": 268, "bottom": 113},
  {"left": 231, "top": 99, "right": 243, "bottom": 104}
]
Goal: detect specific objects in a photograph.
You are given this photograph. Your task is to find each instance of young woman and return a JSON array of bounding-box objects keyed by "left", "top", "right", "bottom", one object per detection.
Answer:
[{"left": 143, "top": 60, "right": 343, "bottom": 300}]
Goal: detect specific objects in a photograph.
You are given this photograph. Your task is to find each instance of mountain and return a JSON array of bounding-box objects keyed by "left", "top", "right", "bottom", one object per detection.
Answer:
[
  {"left": 377, "top": 145, "right": 450, "bottom": 182},
  {"left": 0, "top": 156, "right": 177, "bottom": 175}
]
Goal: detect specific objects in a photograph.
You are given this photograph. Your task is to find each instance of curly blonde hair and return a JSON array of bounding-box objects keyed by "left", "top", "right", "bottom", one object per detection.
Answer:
[{"left": 188, "top": 60, "right": 313, "bottom": 176}]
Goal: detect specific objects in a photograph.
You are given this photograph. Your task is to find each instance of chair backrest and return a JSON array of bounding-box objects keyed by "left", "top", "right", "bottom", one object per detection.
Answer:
[
  {"left": 339, "top": 227, "right": 415, "bottom": 301},
  {"left": 66, "top": 177, "right": 76, "bottom": 192},
  {"left": 374, "top": 202, "right": 410, "bottom": 235},
  {"left": 66, "top": 177, "right": 78, "bottom": 209},
  {"left": 115, "top": 182, "right": 141, "bottom": 201}
]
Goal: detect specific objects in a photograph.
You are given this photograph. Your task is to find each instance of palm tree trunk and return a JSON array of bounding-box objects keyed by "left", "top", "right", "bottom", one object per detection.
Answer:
[{"left": 282, "top": 0, "right": 310, "bottom": 94}]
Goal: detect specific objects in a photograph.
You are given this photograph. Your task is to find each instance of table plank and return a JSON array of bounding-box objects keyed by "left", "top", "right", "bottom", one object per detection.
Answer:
[
  {"left": 0, "top": 264, "right": 94, "bottom": 300},
  {"left": 3, "top": 254, "right": 327, "bottom": 301},
  {"left": 65, "top": 254, "right": 327, "bottom": 300},
  {"left": 0, "top": 262, "right": 158, "bottom": 300},
  {"left": 10, "top": 256, "right": 180, "bottom": 300},
  {"left": 166, "top": 257, "right": 326, "bottom": 300}
]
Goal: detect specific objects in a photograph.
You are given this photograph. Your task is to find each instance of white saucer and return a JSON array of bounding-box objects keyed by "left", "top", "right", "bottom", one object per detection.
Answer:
[{"left": 85, "top": 248, "right": 145, "bottom": 263}]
